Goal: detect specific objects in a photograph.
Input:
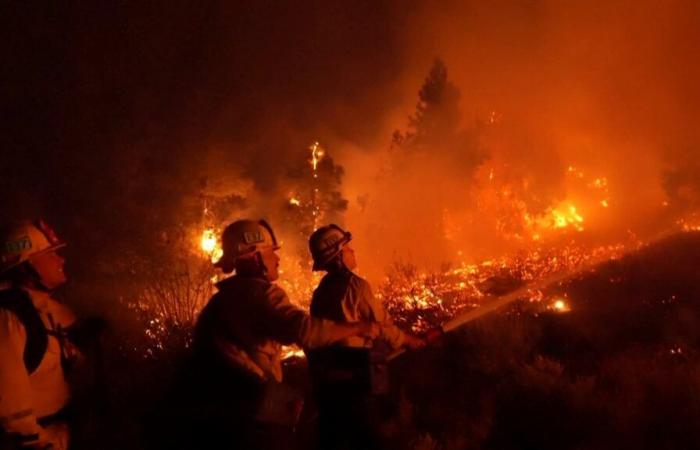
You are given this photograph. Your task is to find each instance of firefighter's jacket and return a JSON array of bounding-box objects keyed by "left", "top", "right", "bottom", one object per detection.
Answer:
[
  {"left": 194, "top": 274, "right": 361, "bottom": 382},
  {"left": 311, "top": 268, "right": 405, "bottom": 350},
  {"left": 0, "top": 285, "right": 76, "bottom": 440}
]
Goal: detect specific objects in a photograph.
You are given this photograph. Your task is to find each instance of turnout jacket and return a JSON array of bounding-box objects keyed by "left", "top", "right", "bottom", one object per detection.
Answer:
[
  {"left": 194, "top": 274, "right": 358, "bottom": 382},
  {"left": 311, "top": 268, "right": 405, "bottom": 349},
  {"left": 0, "top": 285, "right": 76, "bottom": 440}
]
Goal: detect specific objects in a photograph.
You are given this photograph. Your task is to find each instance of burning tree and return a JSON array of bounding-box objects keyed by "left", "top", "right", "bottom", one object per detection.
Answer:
[{"left": 283, "top": 141, "right": 348, "bottom": 269}]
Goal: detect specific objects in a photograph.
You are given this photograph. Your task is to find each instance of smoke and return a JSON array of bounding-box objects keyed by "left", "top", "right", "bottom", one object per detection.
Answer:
[
  {"left": 341, "top": 0, "right": 700, "bottom": 279},
  {"left": 3, "top": 0, "right": 700, "bottom": 290}
]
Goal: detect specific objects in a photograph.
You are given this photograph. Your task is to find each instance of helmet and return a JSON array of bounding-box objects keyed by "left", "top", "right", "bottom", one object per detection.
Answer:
[
  {"left": 214, "top": 219, "right": 280, "bottom": 273},
  {"left": 0, "top": 219, "right": 66, "bottom": 273},
  {"left": 309, "top": 224, "right": 351, "bottom": 271}
]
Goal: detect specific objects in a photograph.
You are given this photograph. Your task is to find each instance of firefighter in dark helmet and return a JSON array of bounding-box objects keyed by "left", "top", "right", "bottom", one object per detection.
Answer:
[
  {"left": 190, "top": 219, "right": 380, "bottom": 450},
  {"left": 307, "top": 224, "right": 425, "bottom": 450}
]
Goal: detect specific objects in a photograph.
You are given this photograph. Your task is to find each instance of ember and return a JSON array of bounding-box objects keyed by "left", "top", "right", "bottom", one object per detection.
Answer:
[
  {"left": 551, "top": 298, "right": 570, "bottom": 313},
  {"left": 380, "top": 240, "right": 629, "bottom": 332}
]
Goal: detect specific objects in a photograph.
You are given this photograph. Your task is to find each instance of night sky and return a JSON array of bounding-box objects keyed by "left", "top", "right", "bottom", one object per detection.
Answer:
[{"left": 3, "top": 1, "right": 700, "bottom": 293}]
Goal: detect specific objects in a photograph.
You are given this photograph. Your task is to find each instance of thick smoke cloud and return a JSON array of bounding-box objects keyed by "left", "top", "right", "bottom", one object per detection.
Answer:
[
  {"left": 2, "top": 1, "right": 699, "bottom": 291},
  {"left": 342, "top": 0, "right": 700, "bottom": 278}
]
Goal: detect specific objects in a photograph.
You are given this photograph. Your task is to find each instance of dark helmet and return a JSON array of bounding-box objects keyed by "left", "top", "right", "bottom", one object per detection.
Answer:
[
  {"left": 214, "top": 219, "right": 280, "bottom": 274},
  {"left": 308, "top": 224, "right": 351, "bottom": 271}
]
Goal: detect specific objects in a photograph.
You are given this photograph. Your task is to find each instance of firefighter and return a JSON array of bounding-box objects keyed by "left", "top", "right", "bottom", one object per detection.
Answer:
[
  {"left": 307, "top": 224, "right": 425, "bottom": 450},
  {"left": 188, "top": 219, "right": 380, "bottom": 450},
  {"left": 0, "top": 220, "right": 80, "bottom": 450}
]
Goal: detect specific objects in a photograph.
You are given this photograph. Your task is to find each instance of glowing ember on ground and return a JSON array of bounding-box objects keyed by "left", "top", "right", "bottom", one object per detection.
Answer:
[
  {"left": 380, "top": 241, "right": 631, "bottom": 333},
  {"left": 551, "top": 298, "right": 571, "bottom": 312},
  {"left": 678, "top": 213, "right": 700, "bottom": 231}
]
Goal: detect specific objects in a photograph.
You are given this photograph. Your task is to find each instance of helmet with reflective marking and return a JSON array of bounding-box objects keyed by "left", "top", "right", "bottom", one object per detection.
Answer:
[
  {"left": 0, "top": 219, "right": 66, "bottom": 273},
  {"left": 214, "top": 219, "right": 280, "bottom": 273},
  {"left": 308, "top": 224, "right": 351, "bottom": 271}
]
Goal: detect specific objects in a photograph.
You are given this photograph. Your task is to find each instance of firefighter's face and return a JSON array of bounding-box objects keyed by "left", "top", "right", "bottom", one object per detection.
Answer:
[
  {"left": 29, "top": 249, "right": 67, "bottom": 289},
  {"left": 341, "top": 244, "right": 357, "bottom": 271},
  {"left": 259, "top": 247, "right": 280, "bottom": 281}
]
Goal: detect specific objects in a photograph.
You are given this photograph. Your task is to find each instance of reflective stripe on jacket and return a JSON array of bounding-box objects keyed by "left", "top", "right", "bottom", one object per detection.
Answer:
[
  {"left": 311, "top": 269, "right": 405, "bottom": 349},
  {"left": 194, "top": 275, "right": 357, "bottom": 382}
]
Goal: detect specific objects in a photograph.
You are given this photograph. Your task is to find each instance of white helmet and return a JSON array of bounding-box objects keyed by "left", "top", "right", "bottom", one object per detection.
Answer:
[{"left": 0, "top": 219, "right": 66, "bottom": 273}]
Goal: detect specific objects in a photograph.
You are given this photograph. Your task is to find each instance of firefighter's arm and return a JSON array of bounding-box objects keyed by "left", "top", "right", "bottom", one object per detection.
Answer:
[
  {"left": 0, "top": 310, "right": 43, "bottom": 443},
  {"left": 262, "top": 285, "right": 379, "bottom": 348},
  {"left": 354, "top": 278, "right": 425, "bottom": 350}
]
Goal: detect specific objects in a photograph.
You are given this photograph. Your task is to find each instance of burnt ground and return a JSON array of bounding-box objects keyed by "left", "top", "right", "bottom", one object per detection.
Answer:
[{"left": 70, "top": 231, "right": 700, "bottom": 449}]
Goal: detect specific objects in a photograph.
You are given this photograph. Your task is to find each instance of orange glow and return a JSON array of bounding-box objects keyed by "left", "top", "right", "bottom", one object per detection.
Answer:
[
  {"left": 309, "top": 141, "right": 325, "bottom": 173},
  {"left": 200, "top": 228, "right": 223, "bottom": 263},
  {"left": 551, "top": 298, "right": 571, "bottom": 312},
  {"left": 534, "top": 203, "right": 585, "bottom": 233}
]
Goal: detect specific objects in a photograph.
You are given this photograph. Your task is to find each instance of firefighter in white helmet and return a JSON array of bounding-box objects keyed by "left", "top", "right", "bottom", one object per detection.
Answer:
[
  {"left": 189, "top": 219, "right": 380, "bottom": 449},
  {"left": 307, "top": 224, "right": 425, "bottom": 450},
  {"left": 0, "top": 220, "right": 80, "bottom": 450}
]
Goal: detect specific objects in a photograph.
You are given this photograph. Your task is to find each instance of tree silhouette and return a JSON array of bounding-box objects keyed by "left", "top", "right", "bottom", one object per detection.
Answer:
[{"left": 392, "top": 59, "right": 486, "bottom": 174}]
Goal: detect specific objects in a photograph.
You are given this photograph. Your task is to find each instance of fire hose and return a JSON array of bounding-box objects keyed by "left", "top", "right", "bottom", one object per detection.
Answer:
[
  {"left": 388, "top": 268, "right": 581, "bottom": 361},
  {"left": 387, "top": 228, "right": 681, "bottom": 361}
]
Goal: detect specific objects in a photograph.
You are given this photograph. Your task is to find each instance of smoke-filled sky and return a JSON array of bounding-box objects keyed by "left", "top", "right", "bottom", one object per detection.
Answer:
[{"left": 3, "top": 1, "right": 700, "bottom": 286}]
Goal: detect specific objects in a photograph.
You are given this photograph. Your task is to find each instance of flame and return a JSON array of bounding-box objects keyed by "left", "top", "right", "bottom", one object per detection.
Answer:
[
  {"left": 546, "top": 203, "right": 584, "bottom": 231},
  {"left": 200, "top": 228, "right": 223, "bottom": 263},
  {"left": 474, "top": 163, "right": 609, "bottom": 242},
  {"left": 289, "top": 197, "right": 301, "bottom": 206},
  {"left": 380, "top": 239, "right": 633, "bottom": 333},
  {"left": 679, "top": 216, "right": 700, "bottom": 232},
  {"left": 281, "top": 345, "right": 305, "bottom": 360},
  {"left": 308, "top": 141, "right": 326, "bottom": 228},
  {"left": 309, "top": 141, "right": 325, "bottom": 173},
  {"left": 551, "top": 298, "right": 571, "bottom": 312}
]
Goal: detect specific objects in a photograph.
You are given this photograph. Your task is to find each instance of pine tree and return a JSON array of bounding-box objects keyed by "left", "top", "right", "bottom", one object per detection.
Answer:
[{"left": 392, "top": 59, "right": 485, "bottom": 174}]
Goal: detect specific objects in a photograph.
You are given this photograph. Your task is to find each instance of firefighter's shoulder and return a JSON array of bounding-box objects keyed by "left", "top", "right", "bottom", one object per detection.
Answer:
[
  {"left": 347, "top": 272, "right": 372, "bottom": 294},
  {"left": 261, "top": 281, "right": 291, "bottom": 307}
]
